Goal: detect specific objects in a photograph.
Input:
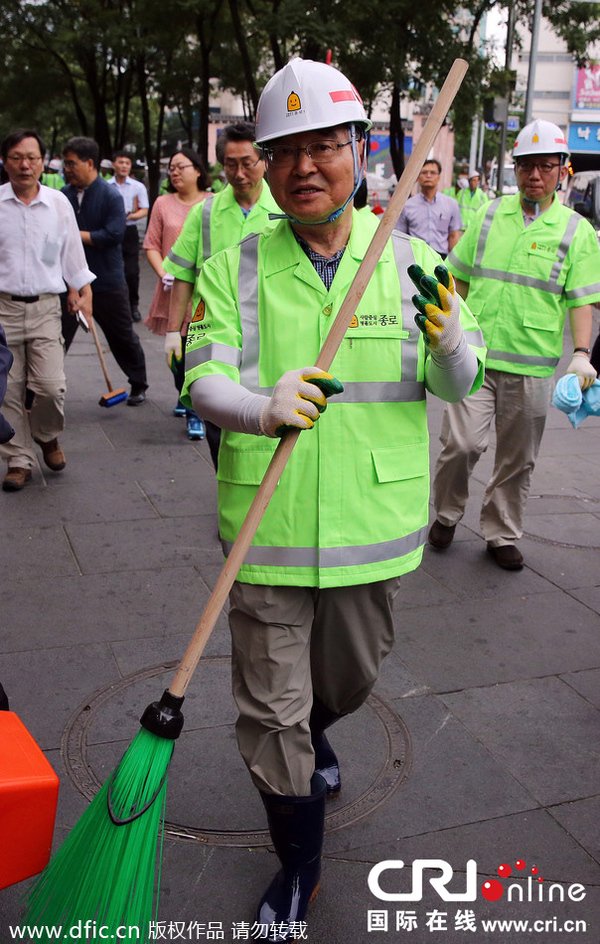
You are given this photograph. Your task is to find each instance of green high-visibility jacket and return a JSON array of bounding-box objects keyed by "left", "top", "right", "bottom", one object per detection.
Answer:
[
  {"left": 456, "top": 187, "right": 488, "bottom": 229},
  {"left": 182, "top": 211, "right": 485, "bottom": 589},
  {"left": 163, "top": 181, "right": 280, "bottom": 311},
  {"left": 41, "top": 173, "right": 65, "bottom": 191},
  {"left": 447, "top": 193, "right": 600, "bottom": 377}
]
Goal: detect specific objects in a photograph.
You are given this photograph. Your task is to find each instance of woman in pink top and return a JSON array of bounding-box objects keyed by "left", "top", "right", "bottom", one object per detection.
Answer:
[{"left": 143, "top": 147, "right": 210, "bottom": 438}]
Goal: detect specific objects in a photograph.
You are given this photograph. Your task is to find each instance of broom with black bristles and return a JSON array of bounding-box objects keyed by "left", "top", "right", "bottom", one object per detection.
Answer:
[{"left": 22, "top": 58, "right": 468, "bottom": 944}]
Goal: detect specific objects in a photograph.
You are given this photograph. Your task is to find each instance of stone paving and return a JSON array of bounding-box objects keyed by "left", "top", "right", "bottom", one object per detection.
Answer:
[{"left": 1, "top": 257, "right": 599, "bottom": 943}]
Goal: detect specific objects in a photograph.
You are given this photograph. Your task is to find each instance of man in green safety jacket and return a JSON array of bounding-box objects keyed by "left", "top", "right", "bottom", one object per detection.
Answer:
[
  {"left": 455, "top": 167, "right": 487, "bottom": 231},
  {"left": 182, "top": 58, "right": 485, "bottom": 941},
  {"left": 429, "top": 119, "right": 600, "bottom": 571},
  {"left": 164, "top": 121, "right": 280, "bottom": 467}
]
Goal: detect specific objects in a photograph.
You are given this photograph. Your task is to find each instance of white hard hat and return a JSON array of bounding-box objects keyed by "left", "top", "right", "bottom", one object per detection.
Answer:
[
  {"left": 100, "top": 159, "right": 113, "bottom": 169},
  {"left": 255, "top": 58, "right": 372, "bottom": 145},
  {"left": 48, "top": 158, "right": 62, "bottom": 171},
  {"left": 513, "top": 119, "right": 569, "bottom": 159},
  {"left": 468, "top": 166, "right": 480, "bottom": 180}
]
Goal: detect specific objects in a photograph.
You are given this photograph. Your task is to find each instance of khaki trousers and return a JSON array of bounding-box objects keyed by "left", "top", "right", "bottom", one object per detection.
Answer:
[
  {"left": 229, "top": 577, "right": 401, "bottom": 796},
  {"left": 433, "top": 369, "right": 553, "bottom": 545},
  {"left": 0, "top": 294, "right": 66, "bottom": 470}
]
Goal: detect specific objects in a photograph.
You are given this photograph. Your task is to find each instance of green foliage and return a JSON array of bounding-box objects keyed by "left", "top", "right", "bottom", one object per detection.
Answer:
[{"left": 1, "top": 0, "right": 599, "bottom": 180}]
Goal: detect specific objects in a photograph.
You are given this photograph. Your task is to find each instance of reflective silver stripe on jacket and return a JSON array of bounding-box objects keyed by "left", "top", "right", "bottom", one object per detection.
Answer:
[
  {"left": 167, "top": 249, "right": 195, "bottom": 270},
  {"left": 391, "top": 232, "right": 421, "bottom": 385},
  {"left": 238, "top": 234, "right": 262, "bottom": 392},
  {"left": 472, "top": 199, "right": 579, "bottom": 295},
  {"left": 185, "top": 343, "right": 242, "bottom": 371},
  {"left": 222, "top": 525, "right": 429, "bottom": 568},
  {"left": 487, "top": 350, "right": 559, "bottom": 367},
  {"left": 566, "top": 282, "right": 600, "bottom": 300},
  {"left": 202, "top": 194, "right": 214, "bottom": 262},
  {"left": 234, "top": 231, "right": 427, "bottom": 402}
]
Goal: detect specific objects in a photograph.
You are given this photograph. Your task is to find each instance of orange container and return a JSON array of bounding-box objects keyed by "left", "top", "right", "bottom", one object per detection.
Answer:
[{"left": 0, "top": 711, "right": 59, "bottom": 889}]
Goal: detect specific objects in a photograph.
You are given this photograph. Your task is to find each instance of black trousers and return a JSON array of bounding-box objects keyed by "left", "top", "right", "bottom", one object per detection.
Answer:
[
  {"left": 122, "top": 225, "right": 140, "bottom": 314},
  {"left": 63, "top": 284, "right": 147, "bottom": 389}
]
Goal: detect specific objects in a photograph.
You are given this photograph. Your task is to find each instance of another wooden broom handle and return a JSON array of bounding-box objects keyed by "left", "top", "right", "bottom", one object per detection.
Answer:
[{"left": 169, "top": 58, "right": 468, "bottom": 698}]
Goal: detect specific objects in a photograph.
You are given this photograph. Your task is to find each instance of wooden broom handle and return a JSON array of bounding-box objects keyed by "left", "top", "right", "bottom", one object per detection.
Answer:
[
  {"left": 169, "top": 58, "right": 468, "bottom": 698},
  {"left": 89, "top": 316, "right": 114, "bottom": 392}
]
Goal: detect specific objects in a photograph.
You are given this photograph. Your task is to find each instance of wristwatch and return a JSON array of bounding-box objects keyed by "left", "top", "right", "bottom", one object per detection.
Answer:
[{"left": 574, "top": 347, "right": 591, "bottom": 355}]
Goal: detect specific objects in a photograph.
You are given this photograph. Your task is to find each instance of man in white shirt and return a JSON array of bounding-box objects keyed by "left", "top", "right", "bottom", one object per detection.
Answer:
[
  {"left": 108, "top": 152, "right": 148, "bottom": 321},
  {"left": 0, "top": 129, "right": 95, "bottom": 492}
]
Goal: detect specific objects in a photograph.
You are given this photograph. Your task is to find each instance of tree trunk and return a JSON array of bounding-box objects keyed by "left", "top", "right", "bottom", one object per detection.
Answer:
[{"left": 389, "top": 82, "right": 405, "bottom": 180}]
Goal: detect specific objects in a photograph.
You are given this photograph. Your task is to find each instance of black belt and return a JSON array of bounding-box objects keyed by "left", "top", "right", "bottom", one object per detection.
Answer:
[{"left": 10, "top": 295, "right": 39, "bottom": 303}]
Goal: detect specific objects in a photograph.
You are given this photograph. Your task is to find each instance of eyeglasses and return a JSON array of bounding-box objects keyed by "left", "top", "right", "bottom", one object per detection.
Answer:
[
  {"left": 223, "top": 157, "right": 262, "bottom": 172},
  {"left": 63, "top": 159, "right": 84, "bottom": 170},
  {"left": 6, "top": 154, "right": 42, "bottom": 165},
  {"left": 168, "top": 163, "right": 196, "bottom": 173},
  {"left": 516, "top": 161, "right": 561, "bottom": 175},
  {"left": 261, "top": 140, "right": 352, "bottom": 167}
]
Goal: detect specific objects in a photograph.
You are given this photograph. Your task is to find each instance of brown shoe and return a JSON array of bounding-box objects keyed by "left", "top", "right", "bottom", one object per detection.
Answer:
[
  {"left": 429, "top": 519, "right": 456, "bottom": 549},
  {"left": 2, "top": 467, "right": 32, "bottom": 491},
  {"left": 34, "top": 437, "right": 66, "bottom": 471},
  {"left": 487, "top": 543, "right": 524, "bottom": 571}
]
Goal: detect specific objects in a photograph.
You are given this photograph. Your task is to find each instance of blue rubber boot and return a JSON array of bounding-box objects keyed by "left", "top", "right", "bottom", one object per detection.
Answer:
[
  {"left": 187, "top": 415, "right": 205, "bottom": 440},
  {"left": 257, "top": 773, "right": 326, "bottom": 942},
  {"left": 310, "top": 697, "right": 343, "bottom": 798}
]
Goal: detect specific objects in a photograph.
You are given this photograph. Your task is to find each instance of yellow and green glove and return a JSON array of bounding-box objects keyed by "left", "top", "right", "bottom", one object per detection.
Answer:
[
  {"left": 408, "top": 263, "right": 463, "bottom": 356},
  {"left": 259, "top": 367, "right": 343, "bottom": 438}
]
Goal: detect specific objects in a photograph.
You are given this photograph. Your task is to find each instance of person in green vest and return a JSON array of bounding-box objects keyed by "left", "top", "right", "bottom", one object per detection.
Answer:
[
  {"left": 429, "top": 119, "right": 600, "bottom": 571},
  {"left": 41, "top": 158, "right": 65, "bottom": 190},
  {"left": 455, "top": 167, "right": 488, "bottom": 231},
  {"left": 163, "top": 121, "right": 280, "bottom": 469},
  {"left": 180, "top": 58, "right": 485, "bottom": 941}
]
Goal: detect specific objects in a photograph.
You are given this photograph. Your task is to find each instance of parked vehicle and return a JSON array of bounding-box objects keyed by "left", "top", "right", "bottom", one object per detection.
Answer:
[
  {"left": 564, "top": 170, "right": 600, "bottom": 235},
  {"left": 487, "top": 159, "right": 518, "bottom": 197}
]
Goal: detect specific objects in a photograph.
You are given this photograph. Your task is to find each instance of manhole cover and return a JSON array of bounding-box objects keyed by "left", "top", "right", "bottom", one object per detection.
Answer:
[{"left": 62, "top": 658, "right": 412, "bottom": 847}]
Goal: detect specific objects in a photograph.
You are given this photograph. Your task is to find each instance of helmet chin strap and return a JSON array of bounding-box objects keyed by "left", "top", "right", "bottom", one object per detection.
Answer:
[{"left": 267, "top": 124, "right": 368, "bottom": 227}]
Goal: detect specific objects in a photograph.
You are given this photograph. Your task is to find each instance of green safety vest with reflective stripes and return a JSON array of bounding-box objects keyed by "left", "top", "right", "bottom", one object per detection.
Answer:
[
  {"left": 182, "top": 211, "right": 485, "bottom": 589},
  {"left": 163, "top": 181, "right": 280, "bottom": 307},
  {"left": 456, "top": 187, "right": 487, "bottom": 229},
  {"left": 447, "top": 193, "right": 600, "bottom": 377}
]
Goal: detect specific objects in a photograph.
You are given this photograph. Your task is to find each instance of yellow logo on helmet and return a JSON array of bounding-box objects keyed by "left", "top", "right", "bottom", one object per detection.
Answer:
[
  {"left": 192, "top": 299, "right": 206, "bottom": 323},
  {"left": 287, "top": 91, "right": 301, "bottom": 112},
  {"left": 532, "top": 134, "right": 539, "bottom": 143}
]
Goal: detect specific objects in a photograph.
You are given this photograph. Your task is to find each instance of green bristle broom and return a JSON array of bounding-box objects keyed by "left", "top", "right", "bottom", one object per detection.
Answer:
[{"left": 22, "top": 59, "right": 467, "bottom": 944}]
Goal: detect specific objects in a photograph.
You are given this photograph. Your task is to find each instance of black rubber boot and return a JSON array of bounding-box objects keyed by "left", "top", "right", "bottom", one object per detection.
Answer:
[
  {"left": 257, "top": 773, "right": 326, "bottom": 942},
  {"left": 310, "top": 697, "right": 343, "bottom": 798}
]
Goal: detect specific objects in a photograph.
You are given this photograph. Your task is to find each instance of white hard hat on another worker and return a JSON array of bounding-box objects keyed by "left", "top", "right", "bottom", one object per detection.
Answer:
[
  {"left": 513, "top": 119, "right": 569, "bottom": 159},
  {"left": 468, "top": 167, "right": 480, "bottom": 180},
  {"left": 255, "top": 58, "right": 372, "bottom": 145}
]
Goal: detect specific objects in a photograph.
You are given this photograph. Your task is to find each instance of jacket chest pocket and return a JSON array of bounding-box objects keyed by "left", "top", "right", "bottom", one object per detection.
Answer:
[{"left": 334, "top": 328, "right": 411, "bottom": 382}]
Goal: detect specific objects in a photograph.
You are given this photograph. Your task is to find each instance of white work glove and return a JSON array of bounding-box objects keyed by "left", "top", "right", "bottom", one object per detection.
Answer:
[
  {"left": 161, "top": 272, "right": 175, "bottom": 292},
  {"left": 164, "top": 331, "right": 182, "bottom": 368},
  {"left": 259, "top": 367, "right": 343, "bottom": 438},
  {"left": 566, "top": 351, "right": 597, "bottom": 390},
  {"left": 409, "top": 263, "right": 464, "bottom": 356}
]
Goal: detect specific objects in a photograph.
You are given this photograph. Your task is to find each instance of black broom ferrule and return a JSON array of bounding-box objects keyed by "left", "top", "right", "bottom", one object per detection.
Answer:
[{"left": 140, "top": 689, "right": 185, "bottom": 739}]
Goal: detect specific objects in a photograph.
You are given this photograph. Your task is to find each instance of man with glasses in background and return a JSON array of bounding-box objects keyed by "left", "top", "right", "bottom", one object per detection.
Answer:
[
  {"left": 428, "top": 119, "right": 600, "bottom": 570},
  {"left": 0, "top": 129, "right": 95, "bottom": 491},
  {"left": 162, "top": 121, "right": 279, "bottom": 468},
  {"left": 395, "top": 157, "right": 462, "bottom": 258}
]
